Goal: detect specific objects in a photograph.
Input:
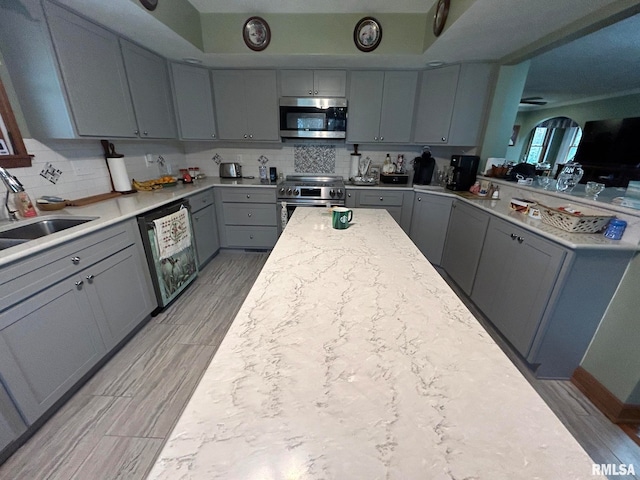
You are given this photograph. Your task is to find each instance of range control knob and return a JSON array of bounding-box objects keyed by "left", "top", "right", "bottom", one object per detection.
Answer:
[
  {"left": 329, "top": 189, "right": 336, "bottom": 197},
  {"left": 279, "top": 187, "right": 286, "bottom": 195},
  {"left": 336, "top": 189, "right": 343, "bottom": 197},
  {"left": 294, "top": 189, "right": 300, "bottom": 196},
  {"left": 287, "top": 188, "right": 293, "bottom": 195}
]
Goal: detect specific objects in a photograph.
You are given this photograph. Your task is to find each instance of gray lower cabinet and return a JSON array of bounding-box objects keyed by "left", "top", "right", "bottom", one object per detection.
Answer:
[
  {"left": 211, "top": 70, "right": 279, "bottom": 141},
  {"left": 1, "top": 377, "right": 27, "bottom": 457},
  {"left": 349, "top": 188, "right": 414, "bottom": 233},
  {"left": 189, "top": 189, "right": 220, "bottom": 267},
  {"left": 120, "top": 39, "right": 177, "bottom": 139},
  {"left": 0, "top": 219, "right": 155, "bottom": 425},
  {"left": 471, "top": 217, "right": 566, "bottom": 355},
  {"left": 347, "top": 71, "right": 418, "bottom": 144},
  {"left": 441, "top": 200, "right": 490, "bottom": 295},
  {"left": 215, "top": 187, "right": 278, "bottom": 249},
  {"left": 171, "top": 63, "right": 217, "bottom": 140},
  {"left": 409, "top": 193, "right": 453, "bottom": 265}
]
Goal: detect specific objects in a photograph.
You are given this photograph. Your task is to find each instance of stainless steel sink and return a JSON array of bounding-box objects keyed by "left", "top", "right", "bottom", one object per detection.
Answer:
[{"left": 0, "top": 217, "right": 97, "bottom": 245}]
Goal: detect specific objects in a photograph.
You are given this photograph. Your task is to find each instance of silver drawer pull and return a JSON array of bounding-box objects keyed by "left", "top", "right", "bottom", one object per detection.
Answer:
[
  {"left": 246, "top": 194, "right": 251, "bottom": 199},
  {"left": 517, "top": 236, "right": 524, "bottom": 244},
  {"left": 379, "top": 197, "right": 383, "bottom": 201},
  {"left": 417, "top": 197, "right": 422, "bottom": 201},
  {"left": 248, "top": 213, "right": 252, "bottom": 217},
  {"left": 71, "top": 256, "right": 81, "bottom": 264},
  {"left": 86, "top": 274, "right": 94, "bottom": 282},
  {"left": 510, "top": 233, "right": 518, "bottom": 240},
  {"left": 249, "top": 235, "right": 254, "bottom": 240},
  {"left": 75, "top": 280, "right": 84, "bottom": 288}
]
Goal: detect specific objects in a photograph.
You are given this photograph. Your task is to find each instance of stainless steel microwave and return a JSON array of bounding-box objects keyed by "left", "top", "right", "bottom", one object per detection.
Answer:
[{"left": 279, "top": 97, "right": 347, "bottom": 139}]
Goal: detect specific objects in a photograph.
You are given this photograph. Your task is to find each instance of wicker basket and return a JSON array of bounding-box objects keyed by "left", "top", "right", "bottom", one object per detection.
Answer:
[{"left": 538, "top": 203, "right": 612, "bottom": 233}]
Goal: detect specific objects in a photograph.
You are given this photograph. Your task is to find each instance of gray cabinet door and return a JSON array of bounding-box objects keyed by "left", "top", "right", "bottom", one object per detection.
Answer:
[
  {"left": 121, "top": 40, "right": 177, "bottom": 139},
  {"left": 212, "top": 70, "right": 278, "bottom": 141},
  {"left": 413, "top": 65, "right": 460, "bottom": 144},
  {"left": 441, "top": 200, "right": 489, "bottom": 295},
  {"left": 471, "top": 217, "right": 566, "bottom": 356},
  {"left": 448, "top": 63, "right": 494, "bottom": 146},
  {"left": 244, "top": 70, "right": 279, "bottom": 141},
  {"left": 43, "top": 1, "right": 138, "bottom": 137},
  {"left": 211, "top": 70, "right": 246, "bottom": 140},
  {"left": 378, "top": 71, "right": 418, "bottom": 143},
  {"left": 171, "top": 63, "right": 217, "bottom": 140},
  {"left": 0, "top": 281, "right": 106, "bottom": 424},
  {"left": 409, "top": 193, "right": 453, "bottom": 266},
  {"left": 280, "top": 70, "right": 346, "bottom": 97},
  {"left": 84, "top": 245, "right": 156, "bottom": 350},
  {"left": 0, "top": 382, "right": 26, "bottom": 453},
  {"left": 192, "top": 204, "right": 220, "bottom": 268},
  {"left": 347, "top": 71, "right": 384, "bottom": 143},
  {"left": 280, "top": 70, "right": 314, "bottom": 96}
]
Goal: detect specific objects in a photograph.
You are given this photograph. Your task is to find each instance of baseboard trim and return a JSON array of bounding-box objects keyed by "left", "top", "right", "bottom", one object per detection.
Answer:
[{"left": 571, "top": 366, "right": 640, "bottom": 424}]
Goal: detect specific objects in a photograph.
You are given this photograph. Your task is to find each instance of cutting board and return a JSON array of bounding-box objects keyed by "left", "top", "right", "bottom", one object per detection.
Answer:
[{"left": 65, "top": 192, "right": 122, "bottom": 206}]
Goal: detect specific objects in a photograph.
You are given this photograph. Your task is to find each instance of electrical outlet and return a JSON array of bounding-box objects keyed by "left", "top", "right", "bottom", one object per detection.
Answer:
[{"left": 145, "top": 154, "right": 154, "bottom": 167}]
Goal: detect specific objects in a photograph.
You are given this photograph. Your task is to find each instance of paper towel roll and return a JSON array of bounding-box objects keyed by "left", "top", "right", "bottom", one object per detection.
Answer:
[
  {"left": 350, "top": 154, "right": 361, "bottom": 179},
  {"left": 107, "top": 157, "right": 131, "bottom": 192}
]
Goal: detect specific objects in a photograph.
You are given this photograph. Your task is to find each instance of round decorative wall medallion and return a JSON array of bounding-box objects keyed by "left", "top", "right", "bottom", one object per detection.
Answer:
[
  {"left": 243, "top": 16, "right": 271, "bottom": 51},
  {"left": 354, "top": 17, "right": 382, "bottom": 52},
  {"left": 139, "top": 0, "right": 158, "bottom": 11},
  {"left": 433, "top": 0, "right": 450, "bottom": 37}
]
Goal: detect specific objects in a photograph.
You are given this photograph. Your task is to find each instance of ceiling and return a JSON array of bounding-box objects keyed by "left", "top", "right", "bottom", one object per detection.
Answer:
[{"left": 50, "top": 0, "right": 640, "bottom": 108}]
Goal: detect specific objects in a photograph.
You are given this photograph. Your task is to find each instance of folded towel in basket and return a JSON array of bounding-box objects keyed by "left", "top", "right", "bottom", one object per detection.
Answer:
[{"left": 152, "top": 207, "right": 192, "bottom": 259}]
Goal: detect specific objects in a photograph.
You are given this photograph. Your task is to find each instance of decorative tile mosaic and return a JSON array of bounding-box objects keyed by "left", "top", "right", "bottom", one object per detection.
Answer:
[
  {"left": 40, "top": 162, "right": 62, "bottom": 184},
  {"left": 294, "top": 144, "right": 336, "bottom": 173}
]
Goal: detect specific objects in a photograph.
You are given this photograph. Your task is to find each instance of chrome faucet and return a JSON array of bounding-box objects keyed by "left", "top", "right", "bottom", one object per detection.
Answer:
[{"left": 0, "top": 166, "right": 24, "bottom": 221}]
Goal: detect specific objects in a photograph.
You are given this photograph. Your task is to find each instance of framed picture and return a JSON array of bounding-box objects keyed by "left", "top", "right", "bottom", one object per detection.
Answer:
[
  {"left": 354, "top": 17, "right": 382, "bottom": 52},
  {"left": 509, "top": 125, "right": 521, "bottom": 146},
  {"left": 243, "top": 16, "right": 271, "bottom": 51}
]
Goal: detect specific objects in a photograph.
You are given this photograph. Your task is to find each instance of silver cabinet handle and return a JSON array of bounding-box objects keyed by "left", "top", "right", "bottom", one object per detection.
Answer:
[
  {"left": 249, "top": 134, "right": 253, "bottom": 139},
  {"left": 134, "top": 130, "right": 139, "bottom": 135},
  {"left": 374, "top": 136, "right": 379, "bottom": 141},
  {"left": 517, "top": 236, "right": 524, "bottom": 244},
  {"left": 75, "top": 280, "right": 84, "bottom": 288},
  {"left": 417, "top": 197, "right": 422, "bottom": 201},
  {"left": 249, "top": 235, "right": 254, "bottom": 240},
  {"left": 244, "top": 134, "right": 248, "bottom": 138},
  {"left": 510, "top": 233, "right": 518, "bottom": 240},
  {"left": 314, "top": 90, "right": 318, "bottom": 95},
  {"left": 86, "top": 274, "right": 94, "bottom": 282},
  {"left": 379, "top": 136, "right": 384, "bottom": 141},
  {"left": 379, "top": 197, "right": 384, "bottom": 201},
  {"left": 211, "top": 133, "right": 216, "bottom": 138},
  {"left": 441, "top": 137, "right": 447, "bottom": 142},
  {"left": 246, "top": 194, "right": 251, "bottom": 199},
  {"left": 71, "top": 256, "right": 81, "bottom": 265},
  {"left": 308, "top": 90, "right": 313, "bottom": 95},
  {"left": 143, "top": 131, "right": 148, "bottom": 136},
  {"left": 248, "top": 213, "right": 252, "bottom": 217}
]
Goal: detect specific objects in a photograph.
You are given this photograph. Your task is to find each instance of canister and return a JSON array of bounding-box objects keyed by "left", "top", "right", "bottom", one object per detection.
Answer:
[{"left": 604, "top": 218, "right": 627, "bottom": 240}]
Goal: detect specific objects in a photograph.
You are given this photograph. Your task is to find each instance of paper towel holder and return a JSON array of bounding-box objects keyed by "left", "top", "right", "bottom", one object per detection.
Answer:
[{"left": 100, "top": 140, "right": 136, "bottom": 194}]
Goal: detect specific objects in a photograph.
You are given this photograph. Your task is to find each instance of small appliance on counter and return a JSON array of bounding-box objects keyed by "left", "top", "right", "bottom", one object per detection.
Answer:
[
  {"left": 219, "top": 162, "right": 242, "bottom": 178},
  {"left": 413, "top": 148, "right": 436, "bottom": 185},
  {"left": 446, "top": 155, "right": 480, "bottom": 191}
]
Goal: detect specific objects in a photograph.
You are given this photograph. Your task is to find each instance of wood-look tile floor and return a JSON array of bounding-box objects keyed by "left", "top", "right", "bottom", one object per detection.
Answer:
[{"left": 1, "top": 252, "right": 638, "bottom": 479}]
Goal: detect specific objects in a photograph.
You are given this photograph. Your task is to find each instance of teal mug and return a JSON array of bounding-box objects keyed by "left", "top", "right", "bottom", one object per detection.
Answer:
[{"left": 332, "top": 207, "right": 353, "bottom": 229}]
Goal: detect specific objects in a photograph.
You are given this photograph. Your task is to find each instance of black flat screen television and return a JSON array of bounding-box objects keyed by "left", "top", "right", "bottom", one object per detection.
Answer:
[{"left": 574, "top": 116, "right": 640, "bottom": 187}]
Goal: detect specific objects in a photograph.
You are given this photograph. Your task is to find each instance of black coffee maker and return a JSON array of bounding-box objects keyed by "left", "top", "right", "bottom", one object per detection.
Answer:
[
  {"left": 413, "top": 149, "right": 436, "bottom": 185},
  {"left": 446, "top": 155, "right": 480, "bottom": 191}
]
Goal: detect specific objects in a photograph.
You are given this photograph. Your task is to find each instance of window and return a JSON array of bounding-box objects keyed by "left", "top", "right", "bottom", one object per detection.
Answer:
[
  {"left": 522, "top": 117, "right": 581, "bottom": 172},
  {"left": 0, "top": 77, "right": 32, "bottom": 169}
]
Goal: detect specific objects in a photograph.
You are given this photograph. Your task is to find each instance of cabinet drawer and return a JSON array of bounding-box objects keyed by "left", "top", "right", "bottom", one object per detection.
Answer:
[
  {"left": 358, "top": 191, "right": 404, "bottom": 206},
  {"left": 223, "top": 203, "right": 277, "bottom": 226},
  {"left": 188, "top": 189, "right": 214, "bottom": 211},
  {"left": 0, "top": 220, "right": 136, "bottom": 314},
  {"left": 219, "top": 188, "right": 275, "bottom": 204},
  {"left": 226, "top": 226, "right": 278, "bottom": 248}
]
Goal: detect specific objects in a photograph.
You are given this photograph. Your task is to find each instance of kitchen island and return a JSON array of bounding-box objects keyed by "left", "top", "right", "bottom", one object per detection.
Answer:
[{"left": 148, "top": 208, "right": 600, "bottom": 479}]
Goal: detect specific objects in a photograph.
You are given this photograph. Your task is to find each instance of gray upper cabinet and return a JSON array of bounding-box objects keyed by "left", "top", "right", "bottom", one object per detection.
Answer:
[
  {"left": 413, "top": 63, "right": 494, "bottom": 146},
  {"left": 280, "top": 70, "right": 347, "bottom": 97},
  {"left": 171, "top": 63, "right": 217, "bottom": 140},
  {"left": 0, "top": 0, "right": 138, "bottom": 138},
  {"left": 121, "top": 40, "right": 177, "bottom": 139},
  {"left": 212, "top": 70, "right": 279, "bottom": 141},
  {"left": 347, "top": 71, "right": 418, "bottom": 144}
]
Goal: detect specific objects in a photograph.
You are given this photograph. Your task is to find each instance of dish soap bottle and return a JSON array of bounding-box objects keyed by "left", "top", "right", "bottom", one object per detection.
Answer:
[{"left": 14, "top": 191, "right": 37, "bottom": 218}]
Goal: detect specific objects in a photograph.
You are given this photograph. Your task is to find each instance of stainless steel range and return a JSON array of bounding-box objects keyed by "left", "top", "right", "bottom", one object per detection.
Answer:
[
  {"left": 277, "top": 175, "right": 346, "bottom": 230},
  {"left": 277, "top": 175, "right": 345, "bottom": 206}
]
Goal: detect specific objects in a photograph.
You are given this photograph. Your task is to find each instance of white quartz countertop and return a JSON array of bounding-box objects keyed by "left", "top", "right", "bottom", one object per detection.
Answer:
[{"left": 147, "top": 208, "right": 601, "bottom": 480}]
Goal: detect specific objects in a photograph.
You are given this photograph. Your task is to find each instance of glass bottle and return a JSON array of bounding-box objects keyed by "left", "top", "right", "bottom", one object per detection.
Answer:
[{"left": 556, "top": 162, "right": 584, "bottom": 193}]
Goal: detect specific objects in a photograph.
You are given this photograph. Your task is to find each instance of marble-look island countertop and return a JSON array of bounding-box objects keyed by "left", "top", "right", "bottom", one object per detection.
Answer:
[{"left": 148, "top": 208, "right": 601, "bottom": 479}]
